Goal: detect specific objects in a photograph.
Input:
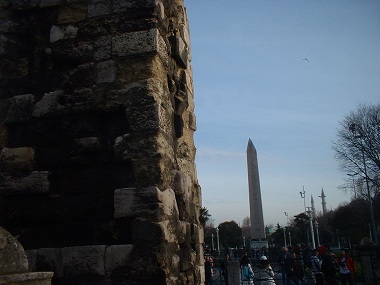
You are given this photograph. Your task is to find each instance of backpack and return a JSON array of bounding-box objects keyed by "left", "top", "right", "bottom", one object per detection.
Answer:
[{"left": 242, "top": 265, "right": 254, "bottom": 279}]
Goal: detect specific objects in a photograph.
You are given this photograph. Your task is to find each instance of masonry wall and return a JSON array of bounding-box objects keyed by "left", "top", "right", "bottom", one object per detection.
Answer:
[{"left": 0, "top": 0, "right": 203, "bottom": 284}]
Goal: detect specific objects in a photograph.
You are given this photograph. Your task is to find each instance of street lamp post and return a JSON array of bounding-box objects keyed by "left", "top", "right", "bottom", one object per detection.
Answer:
[
  {"left": 347, "top": 172, "right": 359, "bottom": 199},
  {"left": 284, "top": 212, "right": 289, "bottom": 225},
  {"left": 243, "top": 236, "right": 246, "bottom": 248},
  {"left": 211, "top": 234, "right": 214, "bottom": 251},
  {"left": 349, "top": 123, "right": 378, "bottom": 244},
  {"left": 315, "top": 221, "right": 320, "bottom": 248},
  {"left": 283, "top": 227, "right": 287, "bottom": 247},
  {"left": 306, "top": 207, "right": 316, "bottom": 249},
  {"left": 216, "top": 227, "right": 220, "bottom": 252},
  {"left": 288, "top": 230, "right": 292, "bottom": 247},
  {"left": 300, "top": 187, "right": 306, "bottom": 212}
]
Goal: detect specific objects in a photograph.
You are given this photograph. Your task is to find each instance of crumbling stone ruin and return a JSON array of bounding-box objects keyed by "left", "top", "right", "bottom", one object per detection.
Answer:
[
  {"left": 0, "top": 0, "right": 204, "bottom": 284},
  {"left": 0, "top": 226, "right": 53, "bottom": 284}
]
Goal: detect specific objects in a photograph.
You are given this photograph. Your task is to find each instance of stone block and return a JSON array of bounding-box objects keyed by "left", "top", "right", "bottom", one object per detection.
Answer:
[
  {"left": 114, "top": 187, "right": 179, "bottom": 221},
  {"left": 156, "top": 188, "right": 179, "bottom": 219},
  {"left": 112, "top": 29, "right": 167, "bottom": 58},
  {"left": 37, "top": 248, "right": 62, "bottom": 278},
  {"left": 32, "top": 91, "right": 65, "bottom": 118},
  {"left": 191, "top": 224, "right": 203, "bottom": 246},
  {"left": 113, "top": 0, "right": 158, "bottom": 12},
  {"left": 108, "top": 78, "right": 163, "bottom": 107},
  {"left": 50, "top": 25, "right": 78, "bottom": 43},
  {"left": 179, "top": 246, "right": 196, "bottom": 272},
  {"left": 172, "top": 171, "right": 191, "bottom": 197},
  {"left": 88, "top": 1, "right": 112, "bottom": 18},
  {"left": 178, "top": 221, "right": 190, "bottom": 245},
  {"left": 0, "top": 147, "right": 35, "bottom": 172},
  {"left": 170, "top": 35, "right": 188, "bottom": 68},
  {"left": 195, "top": 244, "right": 204, "bottom": 266},
  {"left": 40, "top": 0, "right": 62, "bottom": 7},
  {"left": 96, "top": 60, "right": 116, "bottom": 83},
  {"left": 125, "top": 103, "right": 160, "bottom": 131},
  {"left": 25, "top": 249, "right": 37, "bottom": 272},
  {"left": 0, "top": 272, "right": 54, "bottom": 285},
  {"left": 0, "top": 171, "right": 51, "bottom": 195},
  {"left": 57, "top": 3, "right": 87, "bottom": 24},
  {"left": 61, "top": 245, "right": 106, "bottom": 278},
  {"left": 114, "top": 188, "right": 138, "bottom": 218},
  {"left": 74, "top": 137, "right": 102, "bottom": 151},
  {"left": 2, "top": 94, "right": 34, "bottom": 123},
  {"left": 132, "top": 218, "right": 179, "bottom": 246},
  {"left": 104, "top": 244, "right": 133, "bottom": 273},
  {"left": 197, "top": 264, "right": 205, "bottom": 284}
]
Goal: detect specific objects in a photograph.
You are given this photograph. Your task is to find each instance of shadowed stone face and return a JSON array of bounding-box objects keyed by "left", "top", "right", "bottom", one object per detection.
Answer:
[
  {"left": 0, "top": 0, "right": 202, "bottom": 284},
  {"left": 0, "top": 226, "right": 28, "bottom": 274}
]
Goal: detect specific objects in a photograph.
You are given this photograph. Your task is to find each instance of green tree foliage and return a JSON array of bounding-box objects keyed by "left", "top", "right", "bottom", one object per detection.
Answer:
[
  {"left": 241, "top": 216, "right": 251, "bottom": 241},
  {"left": 268, "top": 223, "right": 286, "bottom": 247},
  {"left": 329, "top": 199, "right": 371, "bottom": 244},
  {"left": 291, "top": 212, "right": 310, "bottom": 245},
  {"left": 199, "top": 207, "right": 211, "bottom": 227},
  {"left": 218, "top": 221, "right": 242, "bottom": 249}
]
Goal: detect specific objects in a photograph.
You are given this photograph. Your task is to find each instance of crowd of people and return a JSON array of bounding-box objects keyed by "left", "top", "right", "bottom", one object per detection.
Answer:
[
  {"left": 205, "top": 243, "right": 356, "bottom": 285},
  {"left": 277, "top": 243, "right": 356, "bottom": 285}
]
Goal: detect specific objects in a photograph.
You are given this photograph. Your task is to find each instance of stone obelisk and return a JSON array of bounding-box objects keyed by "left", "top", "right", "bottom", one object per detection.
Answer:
[{"left": 247, "top": 139, "right": 267, "bottom": 249}]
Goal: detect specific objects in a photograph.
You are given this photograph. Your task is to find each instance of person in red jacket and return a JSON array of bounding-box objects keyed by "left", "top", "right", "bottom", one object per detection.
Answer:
[{"left": 338, "top": 250, "right": 355, "bottom": 285}]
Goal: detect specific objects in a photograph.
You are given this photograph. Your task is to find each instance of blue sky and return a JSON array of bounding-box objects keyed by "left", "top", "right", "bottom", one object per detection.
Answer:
[{"left": 184, "top": 1, "right": 380, "bottom": 227}]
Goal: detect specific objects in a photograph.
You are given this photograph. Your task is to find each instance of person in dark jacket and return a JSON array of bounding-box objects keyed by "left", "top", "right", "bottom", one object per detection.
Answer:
[
  {"left": 321, "top": 252, "right": 339, "bottom": 285},
  {"left": 285, "top": 251, "right": 304, "bottom": 285}
]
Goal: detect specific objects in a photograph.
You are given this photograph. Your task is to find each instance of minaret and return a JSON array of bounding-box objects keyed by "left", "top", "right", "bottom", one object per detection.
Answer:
[
  {"left": 247, "top": 139, "right": 266, "bottom": 247},
  {"left": 311, "top": 195, "right": 316, "bottom": 219},
  {"left": 319, "top": 188, "right": 327, "bottom": 215}
]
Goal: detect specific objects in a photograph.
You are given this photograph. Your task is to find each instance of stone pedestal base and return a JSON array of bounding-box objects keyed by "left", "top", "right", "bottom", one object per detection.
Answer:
[
  {"left": 0, "top": 272, "right": 54, "bottom": 285},
  {"left": 250, "top": 240, "right": 268, "bottom": 250}
]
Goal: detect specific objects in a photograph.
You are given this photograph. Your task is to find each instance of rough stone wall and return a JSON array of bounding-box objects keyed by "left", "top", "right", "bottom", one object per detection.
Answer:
[{"left": 0, "top": 0, "right": 203, "bottom": 284}]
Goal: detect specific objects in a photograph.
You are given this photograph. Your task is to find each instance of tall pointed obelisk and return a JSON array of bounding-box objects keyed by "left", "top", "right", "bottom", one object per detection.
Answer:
[{"left": 247, "top": 139, "right": 267, "bottom": 248}]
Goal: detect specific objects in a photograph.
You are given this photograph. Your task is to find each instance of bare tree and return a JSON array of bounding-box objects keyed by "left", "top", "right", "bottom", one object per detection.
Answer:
[
  {"left": 332, "top": 104, "right": 380, "bottom": 201},
  {"left": 241, "top": 216, "right": 250, "bottom": 240}
]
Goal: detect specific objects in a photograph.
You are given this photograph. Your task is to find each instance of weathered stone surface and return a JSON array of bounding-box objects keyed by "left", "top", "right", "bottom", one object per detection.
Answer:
[
  {"left": 40, "top": 0, "right": 63, "bottom": 8},
  {"left": 105, "top": 244, "right": 133, "bottom": 273},
  {"left": 114, "top": 188, "right": 138, "bottom": 218},
  {"left": 114, "top": 187, "right": 179, "bottom": 221},
  {"left": 180, "top": 246, "right": 197, "bottom": 272},
  {"left": 74, "top": 137, "right": 102, "bottom": 151},
  {"left": 0, "top": 171, "right": 51, "bottom": 195},
  {"left": 0, "top": 272, "right": 54, "bottom": 285},
  {"left": 0, "top": 226, "right": 29, "bottom": 274},
  {"left": 172, "top": 171, "right": 191, "bottom": 197},
  {"left": 0, "top": 147, "right": 35, "bottom": 172},
  {"left": 170, "top": 35, "right": 188, "bottom": 68},
  {"left": 133, "top": 218, "right": 178, "bottom": 246},
  {"left": 57, "top": 3, "right": 87, "bottom": 24},
  {"left": 1, "top": 94, "right": 34, "bottom": 123},
  {"left": 0, "top": 0, "right": 202, "bottom": 284},
  {"left": 61, "top": 246, "right": 106, "bottom": 277},
  {"left": 113, "top": 0, "right": 158, "bottom": 12},
  {"left": 112, "top": 29, "right": 167, "bottom": 58},
  {"left": 32, "top": 91, "right": 65, "bottom": 117},
  {"left": 25, "top": 250, "right": 38, "bottom": 272},
  {"left": 50, "top": 25, "right": 78, "bottom": 43},
  {"left": 88, "top": 1, "right": 112, "bottom": 18},
  {"left": 35, "top": 248, "right": 62, "bottom": 278},
  {"left": 96, "top": 60, "right": 116, "bottom": 83}
]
